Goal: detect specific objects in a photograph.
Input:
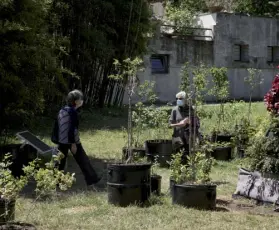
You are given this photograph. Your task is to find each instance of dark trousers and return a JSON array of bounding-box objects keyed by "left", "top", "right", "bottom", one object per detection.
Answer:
[{"left": 58, "top": 143, "right": 99, "bottom": 185}]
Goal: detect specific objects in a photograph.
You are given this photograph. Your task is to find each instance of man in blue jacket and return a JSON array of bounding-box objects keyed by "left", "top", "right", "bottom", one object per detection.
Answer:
[{"left": 57, "top": 89, "right": 101, "bottom": 188}]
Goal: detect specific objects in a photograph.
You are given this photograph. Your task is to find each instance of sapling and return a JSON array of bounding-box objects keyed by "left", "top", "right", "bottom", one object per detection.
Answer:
[
  {"left": 209, "top": 67, "right": 229, "bottom": 139},
  {"left": 110, "top": 57, "right": 143, "bottom": 163},
  {"left": 245, "top": 68, "right": 263, "bottom": 123},
  {"left": 133, "top": 80, "right": 158, "bottom": 147}
]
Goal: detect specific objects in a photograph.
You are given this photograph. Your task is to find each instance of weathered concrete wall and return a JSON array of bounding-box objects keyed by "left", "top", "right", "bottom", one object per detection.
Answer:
[
  {"left": 126, "top": 36, "right": 214, "bottom": 104},
  {"left": 214, "top": 13, "right": 279, "bottom": 100},
  {"left": 123, "top": 13, "right": 279, "bottom": 104}
]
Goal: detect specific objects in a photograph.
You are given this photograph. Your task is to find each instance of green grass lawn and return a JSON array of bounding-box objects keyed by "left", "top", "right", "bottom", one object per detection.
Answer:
[{"left": 12, "top": 102, "right": 279, "bottom": 229}]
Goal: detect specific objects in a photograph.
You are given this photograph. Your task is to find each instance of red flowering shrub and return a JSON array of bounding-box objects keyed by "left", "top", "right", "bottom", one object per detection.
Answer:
[{"left": 264, "top": 67, "right": 279, "bottom": 114}]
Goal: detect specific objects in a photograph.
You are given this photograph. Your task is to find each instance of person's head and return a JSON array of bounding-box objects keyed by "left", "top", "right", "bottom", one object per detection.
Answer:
[
  {"left": 66, "top": 89, "right": 84, "bottom": 108},
  {"left": 176, "top": 91, "right": 186, "bottom": 107}
]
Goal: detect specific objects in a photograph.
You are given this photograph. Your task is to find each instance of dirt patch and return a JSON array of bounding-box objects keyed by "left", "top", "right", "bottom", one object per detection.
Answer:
[{"left": 216, "top": 195, "right": 279, "bottom": 216}]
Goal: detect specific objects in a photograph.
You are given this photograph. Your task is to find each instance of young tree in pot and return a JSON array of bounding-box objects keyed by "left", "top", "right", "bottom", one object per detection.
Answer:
[
  {"left": 108, "top": 58, "right": 152, "bottom": 207},
  {"left": 0, "top": 154, "right": 75, "bottom": 229},
  {"left": 208, "top": 67, "right": 233, "bottom": 160},
  {"left": 233, "top": 69, "right": 263, "bottom": 157},
  {"left": 122, "top": 80, "right": 158, "bottom": 160},
  {"left": 169, "top": 142, "right": 216, "bottom": 210}
]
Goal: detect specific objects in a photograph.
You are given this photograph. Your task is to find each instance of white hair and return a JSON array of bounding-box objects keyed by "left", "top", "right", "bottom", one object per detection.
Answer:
[
  {"left": 176, "top": 91, "right": 186, "bottom": 99},
  {"left": 66, "top": 89, "right": 83, "bottom": 105}
]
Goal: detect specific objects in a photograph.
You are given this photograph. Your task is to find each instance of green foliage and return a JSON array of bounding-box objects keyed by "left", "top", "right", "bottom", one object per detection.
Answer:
[
  {"left": 0, "top": 155, "right": 28, "bottom": 201},
  {"left": 169, "top": 142, "right": 214, "bottom": 184},
  {"left": 233, "top": 0, "right": 279, "bottom": 17},
  {"left": 0, "top": 154, "right": 75, "bottom": 201},
  {"left": 209, "top": 67, "right": 229, "bottom": 134},
  {"left": 245, "top": 68, "right": 263, "bottom": 122},
  {"left": 0, "top": 0, "right": 67, "bottom": 133},
  {"left": 110, "top": 57, "right": 144, "bottom": 162},
  {"left": 165, "top": 1, "right": 196, "bottom": 34},
  {"left": 232, "top": 116, "right": 257, "bottom": 150},
  {"left": 246, "top": 116, "right": 279, "bottom": 174},
  {"left": 179, "top": 62, "right": 191, "bottom": 93},
  {"left": 209, "top": 67, "right": 229, "bottom": 102},
  {"left": 192, "top": 63, "right": 208, "bottom": 105}
]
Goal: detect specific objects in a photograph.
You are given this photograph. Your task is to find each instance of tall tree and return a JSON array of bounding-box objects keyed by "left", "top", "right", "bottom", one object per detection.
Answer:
[
  {"left": 0, "top": 0, "right": 66, "bottom": 135},
  {"left": 234, "top": 0, "right": 279, "bottom": 17}
]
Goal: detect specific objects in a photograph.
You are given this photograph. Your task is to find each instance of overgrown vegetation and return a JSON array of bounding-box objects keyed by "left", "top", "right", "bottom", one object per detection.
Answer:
[{"left": 0, "top": 0, "right": 152, "bottom": 137}]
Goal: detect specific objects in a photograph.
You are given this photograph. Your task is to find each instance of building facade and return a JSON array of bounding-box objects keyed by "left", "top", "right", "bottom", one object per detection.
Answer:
[{"left": 125, "top": 3, "right": 279, "bottom": 104}]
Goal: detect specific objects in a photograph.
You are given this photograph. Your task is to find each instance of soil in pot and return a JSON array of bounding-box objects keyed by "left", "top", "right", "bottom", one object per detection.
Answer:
[
  {"left": 145, "top": 140, "right": 173, "bottom": 167},
  {"left": 0, "top": 222, "right": 37, "bottom": 230},
  {"left": 0, "top": 199, "right": 15, "bottom": 223},
  {"left": 151, "top": 174, "right": 162, "bottom": 196},
  {"left": 122, "top": 147, "right": 145, "bottom": 160},
  {"left": 211, "top": 146, "right": 232, "bottom": 161},
  {"left": 172, "top": 183, "right": 216, "bottom": 210},
  {"left": 107, "top": 163, "right": 151, "bottom": 207}
]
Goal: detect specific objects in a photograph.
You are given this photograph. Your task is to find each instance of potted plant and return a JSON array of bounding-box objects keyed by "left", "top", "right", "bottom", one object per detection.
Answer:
[
  {"left": 169, "top": 143, "right": 216, "bottom": 210},
  {"left": 144, "top": 107, "right": 172, "bottom": 168},
  {"left": 208, "top": 67, "right": 233, "bottom": 160},
  {"left": 108, "top": 58, "right": 152, "bottom": 207},
  {"left": 232, "top": 68, "right": 264, "bottom": 157},
  {"left": 0, "top": 153, "right": 75, "bottom": 229},
  {"left": 168, "top": 86, "right": 216, "bottom": 210}
]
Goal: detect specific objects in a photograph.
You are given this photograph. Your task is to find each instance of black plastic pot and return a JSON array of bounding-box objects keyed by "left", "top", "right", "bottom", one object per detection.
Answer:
[
  {"left": 169, "top": 178, "right": 175, "bottom": 197},
  {"left": 211, "top": 146, "right": 232, "bottom": 161},
  {"left": 0, "top": 222, "right": 37, "bottom": 230},
  {"left": 172, "top": 184, "right": 216, "bottom": 210},
  {"left": 122, "top": 147, "right": 145, "bottom": 160},
  {"left": 145, "top": 140, "right": 173, "bottom": 167},
  {"left": 0, "top": 199, "right": 15, "bottom": 223},
  {"left": 151, "top": 174, "right": 162, "bottom": 196},
  {"left": 107, "top": 163, "right": 151, "bottom": 207},
  {"left": 211, "top": 134, "right": 233, "bottom": 143}
]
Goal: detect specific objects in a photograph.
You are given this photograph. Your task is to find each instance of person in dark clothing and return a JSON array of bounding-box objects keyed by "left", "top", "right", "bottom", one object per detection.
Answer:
[
  {"left": 57, "top": 89, "right": 101, "bottom": 188},
  {"left": 169, "top": 91, "right": 201, "bottom": 161}
]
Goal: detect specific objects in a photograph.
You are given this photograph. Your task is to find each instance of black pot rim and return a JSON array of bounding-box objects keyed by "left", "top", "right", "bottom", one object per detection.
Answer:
[
  {"left": 174, "top": 183, "right": 217, "bottom": 189},
  {"left": 122, "top": 147, "right": 145, "bottom": 151},
  {"left": 107, "top": 163, "right": 152, "bottom": 171},
  {"left": 145, "top": 139, "right": 172, "bottom": 144},
  {"left": 151, "top": 174, "right": 162, "bottom": 179},
  {"left": 213, "top": 146, "right": 231, "bottom": 150}
]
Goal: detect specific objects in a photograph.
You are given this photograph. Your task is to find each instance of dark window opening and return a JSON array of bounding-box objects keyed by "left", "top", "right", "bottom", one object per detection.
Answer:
[
  {"left": 267, "top": 46, "right": 279, "bottom": 63},
  {"left": 150, "top": 54, "right": 169, "bottom": 74},
  {"left": 233, "top": 44, "right": 249, "bottom": 62}
]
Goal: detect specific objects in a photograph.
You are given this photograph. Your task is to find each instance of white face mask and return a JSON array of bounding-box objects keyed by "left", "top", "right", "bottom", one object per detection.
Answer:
[
  {"left": 177, "top": 99, "right": 185, "bottom": 107},
  {"left": 75, "top": 100, "right": 83, "bottom": 108}
]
